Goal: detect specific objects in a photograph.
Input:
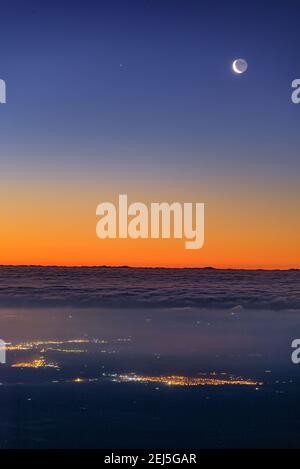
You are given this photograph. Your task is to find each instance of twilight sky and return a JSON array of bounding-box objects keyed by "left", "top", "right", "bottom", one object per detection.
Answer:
[{"left": 0, "top": 0, "right": 299, "bottom": 267}]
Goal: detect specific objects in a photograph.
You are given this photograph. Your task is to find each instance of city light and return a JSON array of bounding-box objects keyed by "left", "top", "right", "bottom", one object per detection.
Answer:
[{"left": 118, "top": 374, "right": 263, "bottom": 387}]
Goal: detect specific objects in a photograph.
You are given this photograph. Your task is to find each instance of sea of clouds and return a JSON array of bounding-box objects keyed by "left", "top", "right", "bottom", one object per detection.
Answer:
[{"left": 0, "top": 266, "right": 299, "bottom": 311}]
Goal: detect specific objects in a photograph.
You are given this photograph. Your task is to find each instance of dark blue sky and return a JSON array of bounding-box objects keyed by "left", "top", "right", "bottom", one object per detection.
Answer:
[{"left": 1, "top": 0, "right": 299, "bottom": 151}]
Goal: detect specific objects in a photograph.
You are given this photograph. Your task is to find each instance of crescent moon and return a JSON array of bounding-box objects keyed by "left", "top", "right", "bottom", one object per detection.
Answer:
[{"left": 232, "top": 59, "right": 243, "bottom": 74}]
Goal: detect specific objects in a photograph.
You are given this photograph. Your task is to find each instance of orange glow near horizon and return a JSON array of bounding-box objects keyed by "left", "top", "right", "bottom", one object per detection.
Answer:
[{"left": 1, "top": 177, "right": 299, "bottom": 269}]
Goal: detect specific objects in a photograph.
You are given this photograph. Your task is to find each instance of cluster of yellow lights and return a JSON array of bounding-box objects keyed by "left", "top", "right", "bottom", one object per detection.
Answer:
[
  {"left": 47, "top": 348, "right": 87, "bottom": 353},
  {"left": 66, "top": 339, "right": 90, "bottom": 344},
  {"left": 71, "top": 377, "right": 100, "bottom": 383},
  {"left": 119, "top": 374, "right": 262, "bottom": 387},
  {"left": 11, "top": 358, "right": 58, "bottom": 369},
  {"left": 5, "top": 344, "right": 32, "bottom": 351},
  {"left": 73, "top": 377, "right": 84, "bottom": 383},
  {"left": 6, "top": 339, "right": 91, "bottom": 351}
]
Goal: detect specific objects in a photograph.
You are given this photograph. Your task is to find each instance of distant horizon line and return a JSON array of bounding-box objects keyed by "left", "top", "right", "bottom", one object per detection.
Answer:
[{"left": 0, "top": 264, "right": 299, "bottom": 271}]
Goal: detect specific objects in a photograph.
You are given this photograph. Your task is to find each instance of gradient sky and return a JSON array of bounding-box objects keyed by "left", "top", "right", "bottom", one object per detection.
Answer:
[{"left": 0, "top": 0, "right": 299, "bottom": 268}]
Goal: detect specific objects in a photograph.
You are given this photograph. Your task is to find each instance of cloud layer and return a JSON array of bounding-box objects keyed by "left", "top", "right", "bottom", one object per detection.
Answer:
[{"left": 0, "top": 266, "right": 299, "bottom": 310}]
